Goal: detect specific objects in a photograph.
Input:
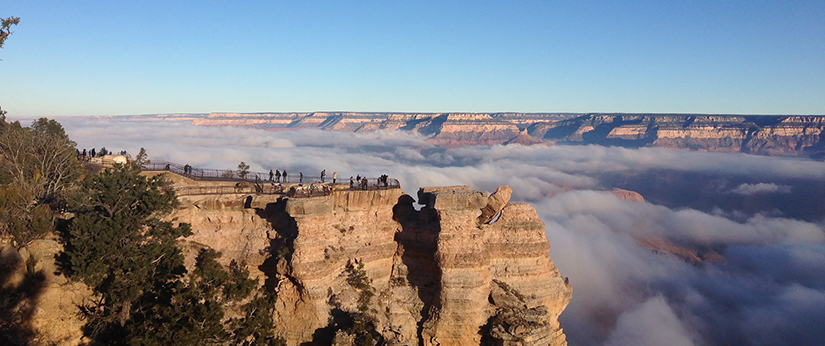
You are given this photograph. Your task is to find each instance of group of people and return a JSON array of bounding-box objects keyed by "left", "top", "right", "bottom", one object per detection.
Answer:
[
  {"left": 177, "top": 163, "right": 393, "bottom": 193},
  {"left": 267, "top": 169, "right": 339, "bottom": 184},
  {"left": 320, "top": 170, "right": 341, "bottom": 183},
  {"left": 267, "top": 167, "right": 393, "bottom": 192},
  {"left": 76, "top": 148, "right": 131, "bottom": 162},
  {"left": 268, "top": 169, "right": 333, "bottom": 183},
  {"left": 76, "top": 147, "right": 110, "bottom": 161},
  {"left": 348, "top": 174, "right": 392, "bottom": 190},
  {"left": 269, "top": 169, "right": 289, "bottom": 183}
]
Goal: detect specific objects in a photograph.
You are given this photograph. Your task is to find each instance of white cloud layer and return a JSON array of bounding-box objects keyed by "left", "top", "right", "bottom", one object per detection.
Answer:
[
  {"left": 731, "top": 182, "right": 792, "bottom": 195},
  {"left": 54, "top": 117, "right": 825, "bottom": 346}
]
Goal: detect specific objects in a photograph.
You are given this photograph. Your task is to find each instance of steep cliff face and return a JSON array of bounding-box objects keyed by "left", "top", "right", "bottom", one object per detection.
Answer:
[
  {"left": 169, "top": 185, "right": 572, "bottom": 345},
  {"left": 531, "top": 114, "right": 825, "bottom": 156},
  {"left": 4, "top": 184, "right": 570, "bottom": 345},
  {"left": 270, "top": 185, "right": 571, "bottom": 345}
]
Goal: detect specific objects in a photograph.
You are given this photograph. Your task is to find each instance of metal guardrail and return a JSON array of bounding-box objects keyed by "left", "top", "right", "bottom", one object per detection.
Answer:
[{"left": 141, "top": 161, "right": 400, "bottom": 196}]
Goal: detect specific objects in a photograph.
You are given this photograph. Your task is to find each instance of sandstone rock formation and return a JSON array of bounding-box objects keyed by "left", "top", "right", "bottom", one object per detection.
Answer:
[
  {"left": 0, "top": 239, "right": 93, "bottom": 346},
  {"left": 3, "top": 182, "right": 571, "bottom": 345},
  {"left": 610, "top": 188, "right": 645, "bottom": 202},
  {"left": 529, "top": 113, "right": 825, "bottom": 156},
  {"left": 279, "top": 185, "right": 571, "bottom": 345},
  {"left": 167, "top": 185, "right": 572, "bottom": 345},
  {"left": 504, "top": 129, "right": 549, "bottom": 146}
]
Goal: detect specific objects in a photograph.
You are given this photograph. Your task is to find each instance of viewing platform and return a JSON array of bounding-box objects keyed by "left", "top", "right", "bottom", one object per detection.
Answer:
[{"left": 140, "top": 161, "right": 399, "bottom": 197}]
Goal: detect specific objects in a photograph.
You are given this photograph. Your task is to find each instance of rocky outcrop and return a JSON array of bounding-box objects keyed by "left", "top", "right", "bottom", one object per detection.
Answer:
[
  {"left": 168, "top": 185, "right": 572, "bottom": 345},
  {"left": 479, "top": 185, "right": 513, "bottom": 224},
  {"left": 270, "top": 185, "right": 572, "bottom": 345},
  {"left": 0, "top": 239, "right": 93, "bottom": 346},
  {"left": 3, "top": 182, "right": 570, "bottom": 345},
  {"left": 610, "top": 188, "right": 645, "bottom": 202},
  {"left": 504, "top": 129, "right": 549, "bottom": 146}
]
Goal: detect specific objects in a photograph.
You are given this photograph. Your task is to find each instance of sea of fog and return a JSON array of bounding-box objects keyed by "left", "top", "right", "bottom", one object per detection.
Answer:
[{"left": 58, "top": 117, "right": 825, "bottom": 346}]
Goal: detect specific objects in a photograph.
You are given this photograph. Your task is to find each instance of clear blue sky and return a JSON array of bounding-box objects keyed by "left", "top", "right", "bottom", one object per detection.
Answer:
[{"left": 1, "top": 0, "right": 823, "bottom": 116}]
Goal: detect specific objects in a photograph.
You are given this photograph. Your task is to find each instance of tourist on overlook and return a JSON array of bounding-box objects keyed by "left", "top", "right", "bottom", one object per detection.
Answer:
[
  {"left": 275, "top": 170, "right": 281, "bottom": 183},
  {"left": 283, "top": 170, "right": 288, "bottom": 183},
  {"left": 333, "top": 171, "right": 337, "bottom": 184},
  {"left": 299, "top": 172, "right": 303, "bottom": 183},
  {"left": 90, "top": 148, "right": 96, "bottom": 157},
  {"left": 269, "top": 170, "right": 274, "bottom": 182},
  {"left": 350, "top": 176, "right": 355, "bottom": 189},
  {"left": 321, "top": 170, "right": 326, "bottom": 182},
  {"left": 184, "top": 164, "right": 190, "bottom": 175}
]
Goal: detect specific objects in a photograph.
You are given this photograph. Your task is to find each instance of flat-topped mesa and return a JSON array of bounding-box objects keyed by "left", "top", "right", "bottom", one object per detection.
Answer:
[{"left": 178, "top": 184, "right": 573, "bottom": 345}]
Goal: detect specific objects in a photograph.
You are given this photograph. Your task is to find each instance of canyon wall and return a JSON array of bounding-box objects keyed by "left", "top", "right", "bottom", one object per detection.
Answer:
[
  {"left": 153, "top": 112, "right": 825, "bottom": 156},
  {"left": 169, "top": 185, "right": 572, "bottom": 345}
]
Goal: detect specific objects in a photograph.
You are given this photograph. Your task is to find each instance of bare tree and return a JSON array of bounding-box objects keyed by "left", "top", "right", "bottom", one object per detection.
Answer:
[{"left": 0, "top": 118, "right": 82, "bottom": 205}]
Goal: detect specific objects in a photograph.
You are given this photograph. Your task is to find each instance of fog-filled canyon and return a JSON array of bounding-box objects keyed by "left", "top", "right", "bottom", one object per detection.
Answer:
[{"left": 48, "top": 115, "right": 825, "bottom": 345}]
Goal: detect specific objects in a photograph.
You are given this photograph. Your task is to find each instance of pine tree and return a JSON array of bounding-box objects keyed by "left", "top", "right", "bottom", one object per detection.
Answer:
[
  {"left": 237, "top": 162, "right": 250, "bottom": 180},
  {"left": 125, "top": 249, "right": 283, "bottom": 346},
  {"left": 62, "top": 163, "right": 283, "bottom": 345},
  {"left": 63, "top": 163, "right": 191, "bottom": 339}
]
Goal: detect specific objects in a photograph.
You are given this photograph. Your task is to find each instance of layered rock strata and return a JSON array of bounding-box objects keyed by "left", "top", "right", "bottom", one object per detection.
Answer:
[
  {"left": 269, "top": 185, "right": 571, "bottom": 345},
  {"left": 170, "top": 185, "right": 572, "bottom": 345},
  {"left": 528, "top": 114, "right": 825, "bottom": 156},
  {"left": 133, "top": 112, "right": 825, "bottom": 156}
]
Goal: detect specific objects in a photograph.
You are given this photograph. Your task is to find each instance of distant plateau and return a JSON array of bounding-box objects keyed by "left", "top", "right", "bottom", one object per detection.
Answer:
[{"left": 93, "top": 112, "right": 825, "bottom": 157}]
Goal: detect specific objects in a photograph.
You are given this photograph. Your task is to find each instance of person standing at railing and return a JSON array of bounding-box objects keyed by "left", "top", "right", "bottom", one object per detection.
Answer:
[
  {"left": 269, "top": 170, "right": 274, "bottom": 182},
  {"left": 333, "top": 171, "right": 337, "bottom": 184},
  {"left": 283, "top": 170, "right": 288, "bottom": 183},
  {"left": 350, "top": 176, "right": 355, "bottom": 189},
  {"left": 321, "top": 170, "right": 326, "bottom": 182},
  {"left": 184, "top": 164, "right": 190, "bottom": 175},
  {"left": 299, "top": 172, "right": 303, "bottom": 183},
  {"left": 275, "top": 170, "right": 280, "bottom": 183}
]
